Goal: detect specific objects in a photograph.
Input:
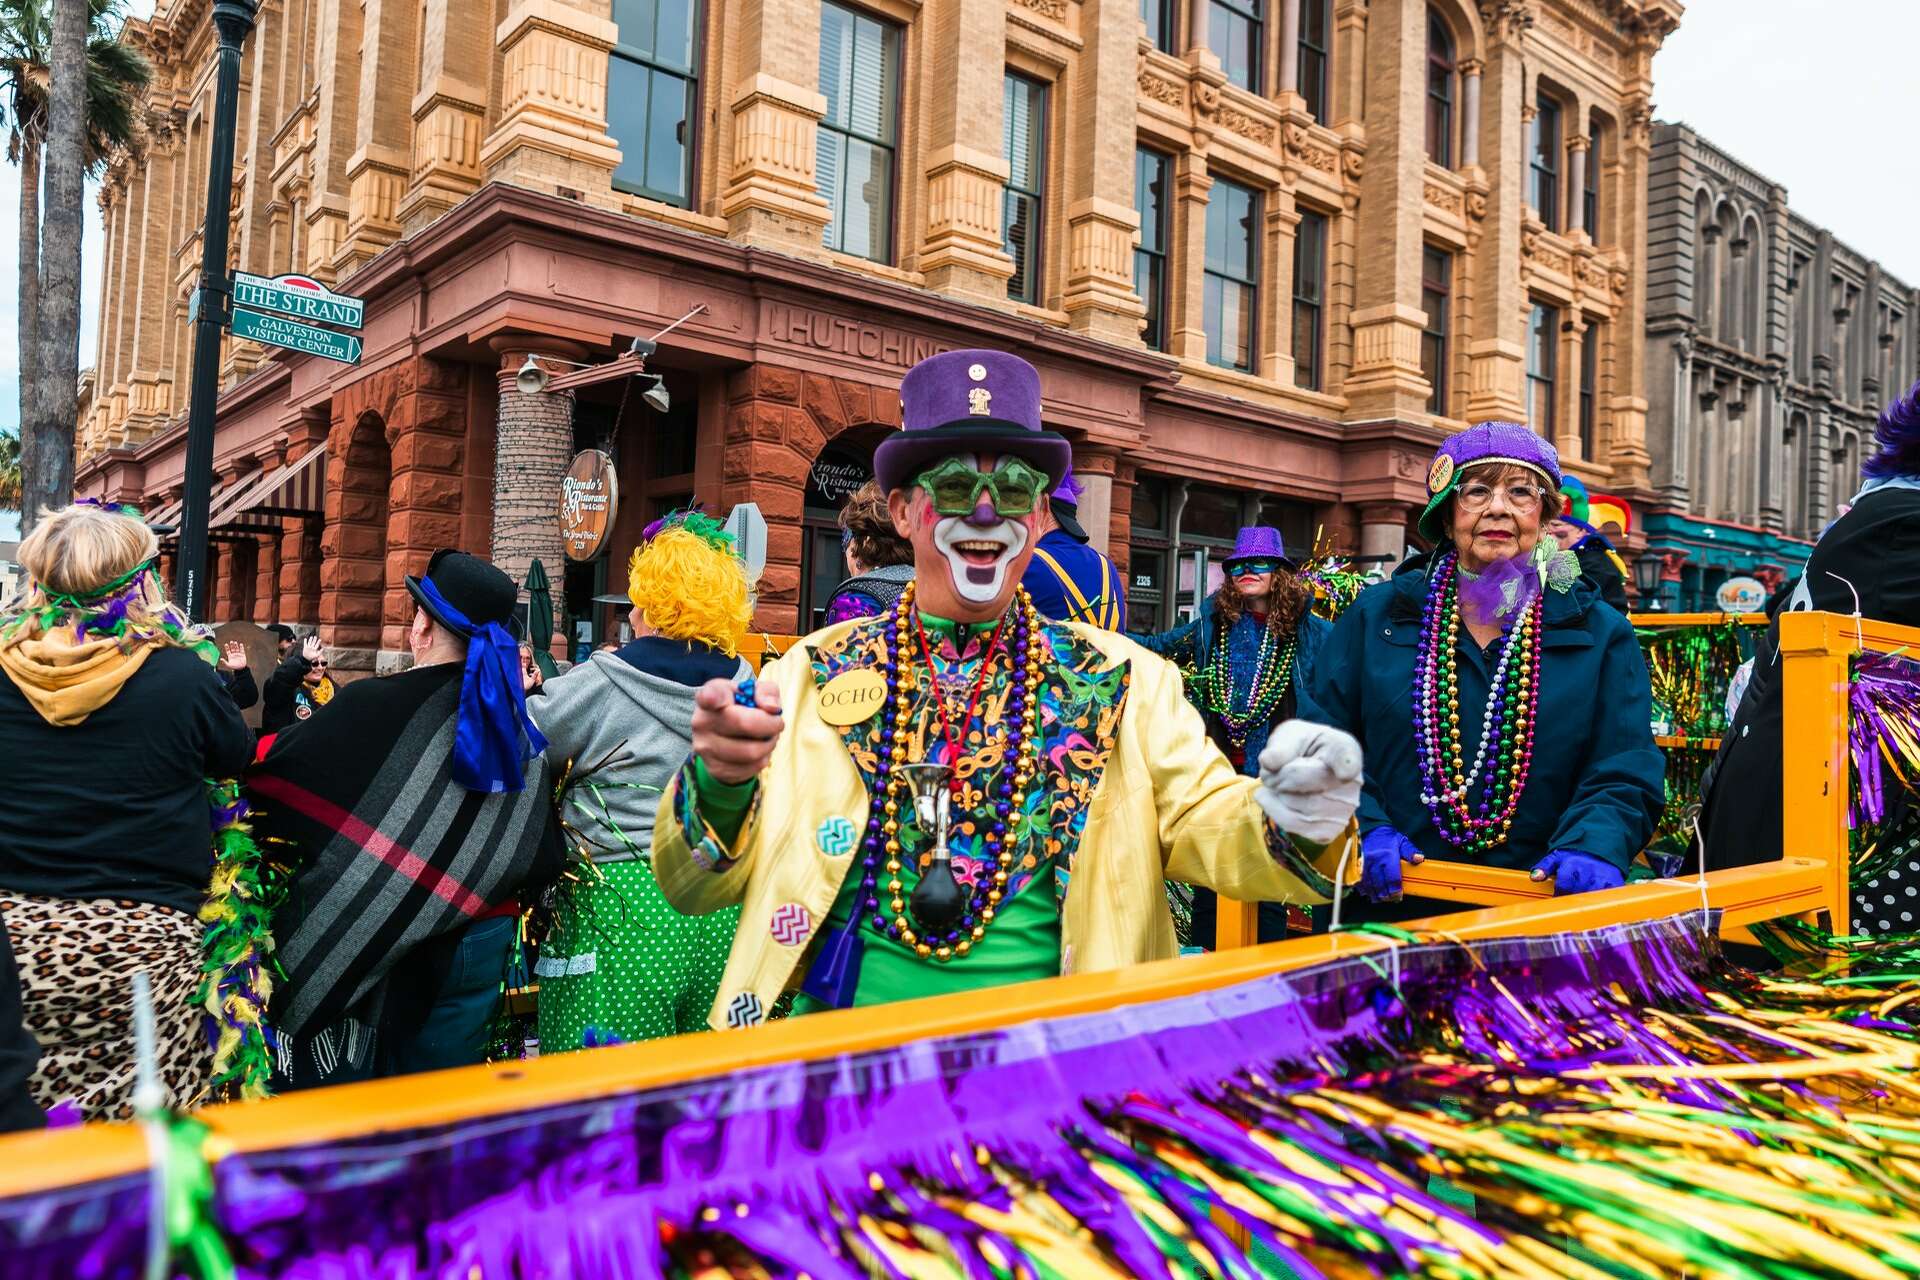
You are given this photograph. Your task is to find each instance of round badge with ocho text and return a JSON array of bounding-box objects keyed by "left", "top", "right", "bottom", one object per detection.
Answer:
[{"left": 817, "top": 668, "right": 887, "bottom": 726}]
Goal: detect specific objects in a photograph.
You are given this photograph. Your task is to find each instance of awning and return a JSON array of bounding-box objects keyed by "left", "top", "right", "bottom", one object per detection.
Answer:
[
  {"left": 143, "top": 497, "right": 183, "bottom": 532},
  {"left": 211, "top": 447, "right": 327, "bottom": 530}
]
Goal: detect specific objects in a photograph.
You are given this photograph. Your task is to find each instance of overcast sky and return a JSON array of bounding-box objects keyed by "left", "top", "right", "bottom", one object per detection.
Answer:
[
  {"left": 1650, "top": 0, "right": 1920, "bottom": 283},
  {"left": 0, "top": 1, "right": 1915, "bottom": 441}
]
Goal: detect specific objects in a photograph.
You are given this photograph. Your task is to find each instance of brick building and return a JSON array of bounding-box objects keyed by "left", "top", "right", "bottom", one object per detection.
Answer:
[
  {"left": 1642, "top": 122, "right": 1918, "bottom": 610},
  {"left": 75, "top": 0, "right": 1683, "bottom": 670}
]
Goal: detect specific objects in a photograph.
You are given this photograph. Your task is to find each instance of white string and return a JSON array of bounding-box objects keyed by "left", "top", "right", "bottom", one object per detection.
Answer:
[
  {"left": 133, "top": 971, "right": 169, "bottom": 1280},
  {"left": 1690, "top": 806, "right": 1711, "bottom": 917},
  {"left": 1826, "top": 571, "right": 1866, "bottom": 653},
  {"left": 1328, "top": 827, "right": 1358, "bottom": 939}
]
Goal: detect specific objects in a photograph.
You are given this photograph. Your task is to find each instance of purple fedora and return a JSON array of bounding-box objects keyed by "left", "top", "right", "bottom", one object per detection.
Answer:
[
  {"left": 1225, "top": 526, "right": 1286, "bottom": 567},
  {"left": 1416, "top": 420, "right": 1562, "bottom": 541},
  {"left": 874, "top": 349, "right": 1072, "bottom": 493}
]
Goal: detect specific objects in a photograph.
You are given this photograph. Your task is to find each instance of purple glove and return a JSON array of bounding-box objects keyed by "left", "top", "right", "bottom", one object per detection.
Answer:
[
  {"left": 1359, "top": 827, "right": 1424, "bottom": 901},
  {"left": 1530, "top": 849, "right": 1624, "bottom": 896}
]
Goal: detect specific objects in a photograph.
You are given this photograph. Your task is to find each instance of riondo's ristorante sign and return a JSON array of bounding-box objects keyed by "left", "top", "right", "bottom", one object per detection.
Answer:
[{"left": 560, "top": 450, "right": 619, "bottom": 562}]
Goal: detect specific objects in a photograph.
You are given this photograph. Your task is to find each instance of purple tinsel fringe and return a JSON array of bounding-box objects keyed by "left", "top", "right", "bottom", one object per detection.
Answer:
[{"left": 0, "top": 912, "right": 1724, "bottom": 1280}]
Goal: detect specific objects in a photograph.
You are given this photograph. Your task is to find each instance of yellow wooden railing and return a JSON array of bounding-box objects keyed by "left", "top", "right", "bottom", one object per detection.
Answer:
[
  {"left": 0, "top": 860, "right": 1841, "bottom": 1197},
  {"left": 1274, "top": 608, "right": 1920, "bottom": 945}
]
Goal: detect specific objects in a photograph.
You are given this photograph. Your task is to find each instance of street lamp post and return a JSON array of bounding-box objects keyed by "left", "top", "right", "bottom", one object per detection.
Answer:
[{"left": 172, "top": 0, "right": 260, "bottom": 620}]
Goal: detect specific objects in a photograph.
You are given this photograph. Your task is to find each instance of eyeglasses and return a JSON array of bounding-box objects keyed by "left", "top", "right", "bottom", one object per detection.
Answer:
[
  {"left": 1226, "top": 559, "right": 1278, "bottom": 577},
  {"left": 915, "top": 455, "right": 1050, "bottom": 518},
  {"left": 1455, "top": 481, "right": 1547, "bottom": 513},
  {"left": 309, "top": 661, "right": 328, "bottom": 670}
]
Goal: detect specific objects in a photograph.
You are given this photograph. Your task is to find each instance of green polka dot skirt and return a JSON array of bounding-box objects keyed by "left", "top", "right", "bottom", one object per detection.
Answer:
[{"left": 536, "top": 860, "right": 739, "bottom": 1050}]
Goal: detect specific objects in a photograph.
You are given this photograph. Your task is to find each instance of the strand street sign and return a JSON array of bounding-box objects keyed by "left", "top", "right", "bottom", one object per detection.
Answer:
[
  {"left": 232, "top": 271, "right": 365, "bottom": 329},
  {"left": 231, "top": 305, "right": 363, "bottom": 364}
]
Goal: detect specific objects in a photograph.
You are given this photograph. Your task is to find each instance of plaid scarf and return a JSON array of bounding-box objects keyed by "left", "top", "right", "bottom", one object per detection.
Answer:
[{"left": 248, "top": 662, "right": 561, "bottom": 1038}]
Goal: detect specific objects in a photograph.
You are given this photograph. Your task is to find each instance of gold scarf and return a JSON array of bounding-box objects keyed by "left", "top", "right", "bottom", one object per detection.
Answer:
[
  {"left": 308, "top": 676, "right": 335, "bottom": 706},
  {"left": 0, "top": 628, "right": 159, "bottom": 726}
]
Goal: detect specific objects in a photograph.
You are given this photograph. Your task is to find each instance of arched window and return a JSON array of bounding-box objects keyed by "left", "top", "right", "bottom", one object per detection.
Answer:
[{"left": 1425, "top": 9, "right": 1455, "bottom": 167}]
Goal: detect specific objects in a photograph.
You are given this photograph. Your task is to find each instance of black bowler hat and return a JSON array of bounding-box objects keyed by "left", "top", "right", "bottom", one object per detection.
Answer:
[{"left": 405, "top": 549, "right": 519, "bottom": 636}]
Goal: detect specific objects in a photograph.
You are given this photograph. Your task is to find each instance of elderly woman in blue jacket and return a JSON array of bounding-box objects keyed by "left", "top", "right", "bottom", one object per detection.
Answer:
[
  {"left": 1311, "top": 423, "right": 1663, "bottom": 902},
  {"left": 1136, "top": 525, "right": 1332, "bottom": 943}
]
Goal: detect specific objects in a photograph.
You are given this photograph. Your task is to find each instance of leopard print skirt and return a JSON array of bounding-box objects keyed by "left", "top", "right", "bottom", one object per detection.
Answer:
[{"left": 1, "top": 893, "right": 210, "bottom": 1121}]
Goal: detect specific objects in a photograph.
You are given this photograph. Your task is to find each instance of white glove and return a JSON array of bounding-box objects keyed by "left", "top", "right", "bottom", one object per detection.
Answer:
[{"left": 1255, "top": 720, "right": 1363, "bottom": 846}]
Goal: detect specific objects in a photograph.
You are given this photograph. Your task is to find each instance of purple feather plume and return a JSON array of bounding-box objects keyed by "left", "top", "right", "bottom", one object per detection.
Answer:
[{"left": 1862, "top": 378, "right": 1920, "bottom": 479}]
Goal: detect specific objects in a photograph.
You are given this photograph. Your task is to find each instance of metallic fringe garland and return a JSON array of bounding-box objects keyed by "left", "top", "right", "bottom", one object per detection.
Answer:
[
  {"left": 1639, "top": 619, "right": 1753, "bottom": 740},
  {"left": 25, "top": 913, "right": 1920, "bottom": 1280},
  {"left": 1851, "top": 651, "right": 1920, "bottom": 830},
  {"left": 194, "top": 780, "right": 281, "bottom": 1102}
]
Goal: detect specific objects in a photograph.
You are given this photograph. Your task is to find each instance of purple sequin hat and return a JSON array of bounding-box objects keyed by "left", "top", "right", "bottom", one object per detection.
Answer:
[
  {"left": 874, "top": 349, "right": 1072, "bottom": 493},
  {"left": 1225, "top": 526, "right": 1286, "bottom": 566},
  {"left": 1416, "top": 421, "right": 1563, "bottom": 541}
]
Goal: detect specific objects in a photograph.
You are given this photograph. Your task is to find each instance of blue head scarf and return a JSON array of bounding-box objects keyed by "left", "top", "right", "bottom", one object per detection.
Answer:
[{"left": 413, "top": 576, "right": 548, "bottom": 793}]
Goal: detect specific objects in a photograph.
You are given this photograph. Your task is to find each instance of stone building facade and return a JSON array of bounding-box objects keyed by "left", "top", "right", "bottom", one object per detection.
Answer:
[
  {"left": 1644, "top": 122, "right": 1918, "bottom": 610},
  {"left": 75, "top": 0, "right": 1683, "bottom": 666}
]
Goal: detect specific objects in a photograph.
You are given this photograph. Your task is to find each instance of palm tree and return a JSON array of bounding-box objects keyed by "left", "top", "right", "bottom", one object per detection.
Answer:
[
  {"left": 0, "top": 430, "right": 20, "bottom": 512},
  {"left": 0, "top": 0, "right": 147, "bottom": 529}
]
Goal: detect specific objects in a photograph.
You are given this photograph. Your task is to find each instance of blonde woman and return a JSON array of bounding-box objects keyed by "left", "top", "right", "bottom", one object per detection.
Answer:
[
  {"left": 0, "top": 502, "right": 253, "bottom": 1118},
  {"left": 530, "top": 511, "right": 754, "bottom": 1047}
]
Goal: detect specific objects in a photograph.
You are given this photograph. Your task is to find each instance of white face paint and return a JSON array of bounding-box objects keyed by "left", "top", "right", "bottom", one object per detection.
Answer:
[{"left": 932, "top": 515, "right": 1029, "bottom": 604}]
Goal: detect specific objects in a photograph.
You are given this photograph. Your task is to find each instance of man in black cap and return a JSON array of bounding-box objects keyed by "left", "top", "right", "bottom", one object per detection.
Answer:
[{"left": 249, "top": 550, "right": 562, "bottom": 1088}]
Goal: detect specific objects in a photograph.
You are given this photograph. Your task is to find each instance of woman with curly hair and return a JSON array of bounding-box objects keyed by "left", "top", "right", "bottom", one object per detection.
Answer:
[
  {"left": 0, "top": 502, "right": 253, "bottom": 1117},
  {"left": 825, "top": 479, "right": 914, "bottom": 622},
  {"left": 1134, "top": 526, "right": 1332, "bottom": 945},
  {"left": 530, "top": 512, "right": 754, "bottom": 1046}
]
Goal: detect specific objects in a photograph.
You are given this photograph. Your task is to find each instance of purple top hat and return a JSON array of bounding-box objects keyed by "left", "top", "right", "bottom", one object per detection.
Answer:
[
  {"left": 1225, "top": 526, "right": 1286, "bottom": 566},
  {"left": 1416, "top": 421, "right": 1563, "bottom": 541},
  {"left": 874, "top": 349, "right": 1072, "bottom": 493}
]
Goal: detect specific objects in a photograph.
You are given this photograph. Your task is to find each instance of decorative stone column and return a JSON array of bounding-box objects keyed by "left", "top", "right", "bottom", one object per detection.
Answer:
[
  {"left": 1060, "top": 0, "right": 1146, "bottom": 343},
  {"left": 400, "top": 0, "right": 491, "bottom": 231},
  {"left": 1343, "top": 0, "right": 1428, "bottom": 417},
  {"left": 1607, "top": 94, "right": 1655, "bottom": 490},
  {"left": 917, "top": 0, "right": 1013, "bottom": 300},
  {"left": 1459, "top": 60, "right": 1482, "bottom": 168},
  {"left": 1186, "top": 0, "right": 1209, "bottom": 59},
  {"left": 1565, "top": 133, "right": 1588, "bottom": 237},
  {"left": 1277, "top": 0, "right": 1301, "bottom": 96},
  {"left": 1072, "top": 444, "right": 1123, "bottom": 557},
  {"left": 717, "top": 0, "right": 833, "bottom": 251},
  {"left": 1464, "top": 19, "right": 1528, "bottom": 422},
  {"left": 1358, "top": 503, "right": 1410, "bottom": 565},
  {"left": 1557, "top": 315, "right": 1586, "bottom": 462},
  {"left": 478, "top": 0, "right": 623, "bottom": 207},
  {"left": 1169, "top": 152, "right": 1214, "bottom": 366},
  {"left": 489, "top": 339, "right": 586, "bottom": 590}
]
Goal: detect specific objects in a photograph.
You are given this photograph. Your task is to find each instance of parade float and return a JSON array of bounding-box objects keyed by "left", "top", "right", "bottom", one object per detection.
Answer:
[{"left": 4, "top": 608, "right": 1920, "bottom": 1279}]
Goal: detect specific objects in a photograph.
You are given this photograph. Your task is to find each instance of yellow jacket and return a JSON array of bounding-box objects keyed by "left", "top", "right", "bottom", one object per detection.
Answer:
[{"left": 653, "top": 620, "right": 1351, "bottom": 1030}]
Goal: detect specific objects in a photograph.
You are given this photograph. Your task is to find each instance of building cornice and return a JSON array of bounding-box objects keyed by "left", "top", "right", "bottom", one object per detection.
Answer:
[{"left": 341, "top": 182, "right": 1187, "bottom": 391}]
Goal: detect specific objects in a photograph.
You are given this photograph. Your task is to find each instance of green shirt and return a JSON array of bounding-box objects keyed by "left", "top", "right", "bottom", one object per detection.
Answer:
[
  {"left": 803, "top": 612, "right": 1063, "bottom": 1011},
  {"left": 692, "top": 611, "right": 1070, "bottom": 1011}
]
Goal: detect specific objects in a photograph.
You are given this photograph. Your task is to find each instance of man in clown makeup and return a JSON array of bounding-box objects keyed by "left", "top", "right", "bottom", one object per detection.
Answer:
[{"left": 652, "top": 350, "right": 1363, "bottom": 1025}]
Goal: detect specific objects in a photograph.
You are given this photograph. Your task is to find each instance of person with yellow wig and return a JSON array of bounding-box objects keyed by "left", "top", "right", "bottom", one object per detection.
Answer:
[{"left": 529, "top": 511, "right": 754, "bottom": 1047}]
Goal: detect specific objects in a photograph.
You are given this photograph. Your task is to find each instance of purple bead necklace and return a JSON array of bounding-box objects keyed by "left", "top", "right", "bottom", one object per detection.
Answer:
[
  {"left": 1412, "top": 550, "right": 1543, "bottom": 853},
  {"left": 846, "top": 582, "right": 1045, "bottom": 962}
]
